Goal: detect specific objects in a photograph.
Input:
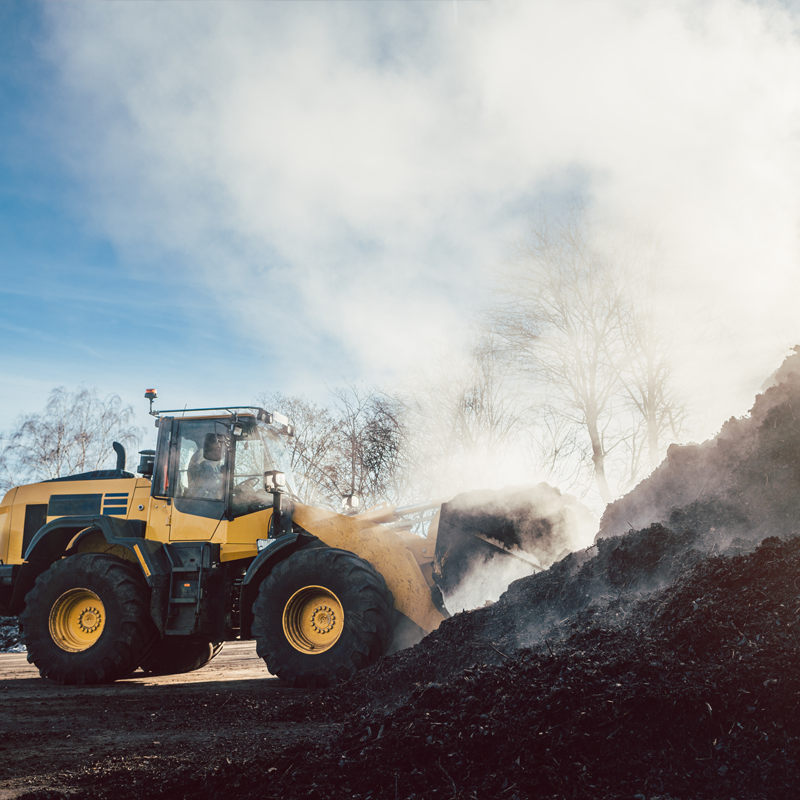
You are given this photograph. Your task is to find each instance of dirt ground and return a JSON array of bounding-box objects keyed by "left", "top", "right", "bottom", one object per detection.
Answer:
[{"left": 0, "top": 642, "right": 329, "bottom": 799}]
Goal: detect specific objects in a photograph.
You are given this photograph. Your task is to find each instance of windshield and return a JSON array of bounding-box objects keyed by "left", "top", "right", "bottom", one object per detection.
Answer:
[
  {"left": 228, "top": 419, "right": 298, "bottom": 518},
  {"left": 233, "top": 425, "right": 268, "bottom": 482},
  {"left": 255, "top": 420, "right": 298, "bottom": 496}
]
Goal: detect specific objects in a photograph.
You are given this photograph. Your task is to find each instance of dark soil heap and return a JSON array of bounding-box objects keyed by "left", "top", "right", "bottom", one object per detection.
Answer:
[
  {"left": 314, "top": 537, "right": 800, "bottom": 800},
  {"left": 599, "top": 345, "right": 800, "bottom": 545},
  {"left": 19, "top": 348, "right": 800, "bottom": 799}
]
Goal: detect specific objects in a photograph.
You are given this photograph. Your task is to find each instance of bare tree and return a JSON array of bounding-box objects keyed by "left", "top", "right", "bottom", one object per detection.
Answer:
[
  {"left": 0, "top": 435, "right": 15, "bottom": 495},
  {"left": 330, "top": 385, "right": 407, "bottom": 508},
  {"left": 489, "top": 201, "right": 688, "bottom": 503},
  {"left": 255, "top": 392, "right": 342, "bottom": 506},
  {"left": 526, "top": 402, "right": 595, "bottom": 497},
  {"left": 616, "top": 234, "right": 685, "bottom": 471},
  {"left": 0, "top": 387, "right": 141, "bottom": 490},
  {"left": 492, "top": 201, "right": 628, "bottom": 503},
  {"left": 258, "top": 387, "right": 408, "bottom": 509},
  {"left": 453, "top": 337, "right": 527, "bottom": 456}
]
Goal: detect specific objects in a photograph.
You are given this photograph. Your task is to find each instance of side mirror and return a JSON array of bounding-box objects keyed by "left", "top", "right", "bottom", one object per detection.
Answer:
[
  {"left": 267, "top": 475, "right": 294, "bottom": 538},
  {"left": 138, "top": 450, "right": 156, "bottom": 477}
]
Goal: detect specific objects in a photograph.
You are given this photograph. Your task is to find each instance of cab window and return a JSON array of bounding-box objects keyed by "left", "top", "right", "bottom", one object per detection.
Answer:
[
  {"left": 175, "top": 420, "right": 230, "bottom": 501},
  {"left": 230, "top": 422, "right": 274, "bottom": 518}
]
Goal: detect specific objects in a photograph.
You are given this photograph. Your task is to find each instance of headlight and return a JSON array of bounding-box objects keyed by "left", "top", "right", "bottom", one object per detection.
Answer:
[
  {"left": 264, "top": 470, "right": 286, "bottom": 492},
  {"left": 342, "top": 494, "right": 360, "bottom": 511}
]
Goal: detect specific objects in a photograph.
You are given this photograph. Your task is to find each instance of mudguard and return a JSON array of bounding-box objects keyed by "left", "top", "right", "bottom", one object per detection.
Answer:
[
  {"left": 239, "top": 531, "right": 309, "bottom": 639},
  {"left": 9, "top": 515, "right": 169, "bottom": 614}
]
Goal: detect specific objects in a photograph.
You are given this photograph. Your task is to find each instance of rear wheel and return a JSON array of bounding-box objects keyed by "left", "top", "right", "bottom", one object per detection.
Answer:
[
  {"left": 140, "top": 638, "right": 224, "bottom": 676},
  {"left": 252, "top": 548, "right": 393, "bottom": 688},
  {"left": 20, "top": 553, "right": 157, "bottom": 685}
]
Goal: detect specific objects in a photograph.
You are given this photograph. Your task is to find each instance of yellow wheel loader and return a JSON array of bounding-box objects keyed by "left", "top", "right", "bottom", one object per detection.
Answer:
[{"left": 0, "top": 391, "right": 579, "bottom": 687}]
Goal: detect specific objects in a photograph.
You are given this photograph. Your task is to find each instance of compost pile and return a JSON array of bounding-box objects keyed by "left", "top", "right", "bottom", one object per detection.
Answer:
[
  {"left": 599, "top": 344, "right": 800, "bottom": 545},
  {"left": 280, "top": 536, "right": 800, "bottom": 800},
  {"left": 18, "top": 349, "right": 800, "bottom": 799}
]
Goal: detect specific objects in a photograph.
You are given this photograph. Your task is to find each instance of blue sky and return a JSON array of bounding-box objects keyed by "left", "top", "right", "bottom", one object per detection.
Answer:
[
  {"left": 2, "top": 0, "right": 800, "bottom": 460},
  {"left": 0, "top": 0, "right": 491, "bottom": 443},
  {"left": 0, "top": 2, "right": 262, "bottom": 442}
]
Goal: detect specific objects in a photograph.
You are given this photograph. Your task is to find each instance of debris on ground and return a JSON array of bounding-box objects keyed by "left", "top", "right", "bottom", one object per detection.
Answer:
[{"left": 0, "top": 615, "right": 22, "bottom": 652}]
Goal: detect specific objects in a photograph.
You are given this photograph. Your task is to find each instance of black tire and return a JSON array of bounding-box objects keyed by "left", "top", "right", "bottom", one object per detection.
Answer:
[
  {"left": 20, "top": 553, "right": 157, "bottom": 685},
  {"left": 140, "top": 638, "right": 224, "bottom": 676},
  {"left": 252, "top": 547, "right": 393, "bottom": 688}
]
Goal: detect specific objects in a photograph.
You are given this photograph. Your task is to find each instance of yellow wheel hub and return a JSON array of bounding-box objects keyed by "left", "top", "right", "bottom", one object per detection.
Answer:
[
  {"left": 49, "top": 588, "right": 106, "bottom": 653},
  {"left": 283, "top": 586, "right": 343, "bottom": 654}
]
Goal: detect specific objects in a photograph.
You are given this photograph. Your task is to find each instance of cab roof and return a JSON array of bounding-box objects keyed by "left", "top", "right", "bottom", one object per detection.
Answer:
[{"left": 153, "top": 406, "right": 294, "bottom": 436}]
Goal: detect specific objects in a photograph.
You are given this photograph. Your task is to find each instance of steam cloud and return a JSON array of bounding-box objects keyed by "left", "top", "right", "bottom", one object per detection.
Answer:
[{"left": 38, "top": 1, "right": 800, "bottom": 459}]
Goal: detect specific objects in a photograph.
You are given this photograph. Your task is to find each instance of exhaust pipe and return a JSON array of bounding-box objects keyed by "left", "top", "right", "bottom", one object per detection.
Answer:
[{"left": 112, "top": 441, "right": 126, "bottom": 472}]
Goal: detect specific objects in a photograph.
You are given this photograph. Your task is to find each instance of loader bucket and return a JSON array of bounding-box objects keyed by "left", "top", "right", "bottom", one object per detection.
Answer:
[{"left": 432, "top": 484, "right": 595, "bottom": 612}]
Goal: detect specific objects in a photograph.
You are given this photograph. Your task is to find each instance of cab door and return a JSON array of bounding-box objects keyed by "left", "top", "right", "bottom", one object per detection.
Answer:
[{"left": 153, "top": 417, "right": 230, "bottom": 542}]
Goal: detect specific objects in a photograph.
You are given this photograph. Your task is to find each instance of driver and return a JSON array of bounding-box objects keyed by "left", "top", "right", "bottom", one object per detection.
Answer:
[{"left": 187, "top": 433, "right": 227, "bottom": 500}]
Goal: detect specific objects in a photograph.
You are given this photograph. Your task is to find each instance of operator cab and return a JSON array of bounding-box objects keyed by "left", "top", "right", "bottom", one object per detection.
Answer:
[{"left": 147, "top": 399, "right": 296, "bottom": 522}]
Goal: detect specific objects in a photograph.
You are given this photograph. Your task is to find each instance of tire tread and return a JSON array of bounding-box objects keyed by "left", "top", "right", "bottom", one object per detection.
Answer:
[
  {"left": 20, "top": 553, "right": 156, "bottom": 685},
  {"left": 252, "top": 548, "right": 393, "bottom": 688}
]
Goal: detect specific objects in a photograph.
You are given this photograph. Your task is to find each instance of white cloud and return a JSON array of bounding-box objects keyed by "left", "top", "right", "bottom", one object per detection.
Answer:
[{"left": 41, "top": 0, "right": 800, "bottom": 440}]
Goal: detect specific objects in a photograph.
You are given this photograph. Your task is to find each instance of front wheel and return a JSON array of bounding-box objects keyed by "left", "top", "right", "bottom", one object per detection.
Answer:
[
  {"left": 252, "top": 548, "right": 393, "bottom": 688},
  {"left": 20, "top": 553, "right": 157, "bottom": 685}
]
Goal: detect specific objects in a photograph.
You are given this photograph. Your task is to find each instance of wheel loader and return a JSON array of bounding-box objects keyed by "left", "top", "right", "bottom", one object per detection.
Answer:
[{"left": 0, "top": 391, "right": 574, "bottom": 687}]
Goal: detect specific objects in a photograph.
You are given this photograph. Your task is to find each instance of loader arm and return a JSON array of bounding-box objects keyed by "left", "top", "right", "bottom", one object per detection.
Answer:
[{"left": 292, "top": 503, "right": 446, "bottom": 634}]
